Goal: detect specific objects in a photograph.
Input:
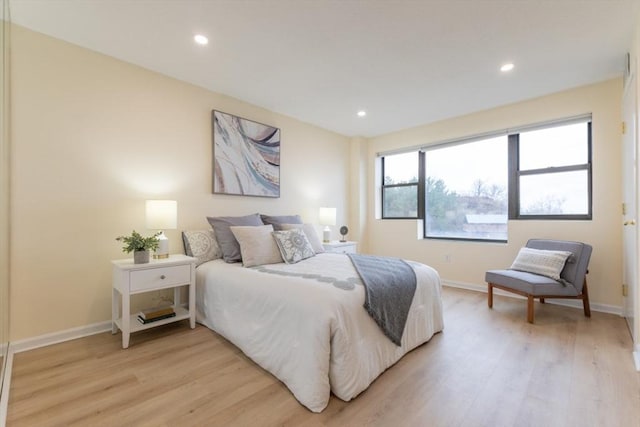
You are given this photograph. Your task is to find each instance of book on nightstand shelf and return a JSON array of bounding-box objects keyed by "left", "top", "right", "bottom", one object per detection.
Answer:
[
  {"left": 137, "top": 312, "right": 176, "bottom": 324},
  {"left": 138, "top": 306, "right": 175, "bottom": 320}
]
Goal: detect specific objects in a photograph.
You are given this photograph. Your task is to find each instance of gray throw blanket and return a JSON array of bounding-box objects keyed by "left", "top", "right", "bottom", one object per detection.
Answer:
[{"left": 348, "top": 253, "right": 417, "bottom": 346}]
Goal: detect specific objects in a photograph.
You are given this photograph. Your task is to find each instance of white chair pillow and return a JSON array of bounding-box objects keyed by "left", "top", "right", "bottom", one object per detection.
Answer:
[{"left": 509, "top": 247, "right": 572, "bottom": 281}]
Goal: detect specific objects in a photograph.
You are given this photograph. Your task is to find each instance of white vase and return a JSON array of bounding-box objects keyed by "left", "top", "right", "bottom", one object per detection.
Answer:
[{"left": 133, "top": 250, "right": 150, "bottom": 264}]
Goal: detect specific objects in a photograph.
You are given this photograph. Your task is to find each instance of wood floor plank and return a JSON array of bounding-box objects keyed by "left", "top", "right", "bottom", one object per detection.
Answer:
[{"left": 7, "top": 287, "right": 640, "bottom": 427}]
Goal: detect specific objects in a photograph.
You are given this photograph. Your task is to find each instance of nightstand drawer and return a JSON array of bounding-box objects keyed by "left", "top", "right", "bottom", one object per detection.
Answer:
[
  {"left": 129, "top": 264, "right": 191, "bottom": 292},
  {"left": 323, "top": 241, "right": 357, "bottom": 254},
  {"left": 330, "top": 245, "right": 356, "bottom": 254}
]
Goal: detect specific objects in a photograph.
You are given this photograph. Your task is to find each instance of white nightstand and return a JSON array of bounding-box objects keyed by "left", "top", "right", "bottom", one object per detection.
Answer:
[
  {"left": 322, "top": 241, "right": 358, "bottom": 254},
  {"left": 112, "top": 254, "right": 196, "bottom": 348}
]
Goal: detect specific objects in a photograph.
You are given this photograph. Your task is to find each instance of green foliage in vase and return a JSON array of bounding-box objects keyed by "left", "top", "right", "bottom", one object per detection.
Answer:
[{"left": 115, "top": 230, "right": 160, "bottom": 253}]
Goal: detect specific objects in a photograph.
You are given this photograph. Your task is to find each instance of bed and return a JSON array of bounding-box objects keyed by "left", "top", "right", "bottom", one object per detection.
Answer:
[{"left": 195, "top": 251, "right": 444, "bottom": 413}]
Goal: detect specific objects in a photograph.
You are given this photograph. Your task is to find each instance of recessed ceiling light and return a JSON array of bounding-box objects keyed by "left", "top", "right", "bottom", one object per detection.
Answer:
[
  {"left": 357, "top": 110, "right": 367, "bottom": 117},
  {"left": 194, "top": 34, "right": 209, "bottom": 45},
  {"left": 500, "top": 63, "right": 514, "bottom": 72}
]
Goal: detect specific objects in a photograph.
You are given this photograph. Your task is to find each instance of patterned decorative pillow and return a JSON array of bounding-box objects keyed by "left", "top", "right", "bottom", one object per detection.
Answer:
[
  {"left": 260, "top": 214, "right": 303, "bottom": 231},
  {"left": 230, "top": 224, "right": 283, "bottom": 267},
  {"left": 509, "top": 247, "right": 573, "bottom": 281},
  {"left": 272, "top": 228, "right": 315, "bottom": 264},
  {"left": 182, "top": 230, "right": 222, "bottom": 266},
  {"left": 279, "top": 223, "right": 325, "bottom": 253},
  {"left": 207, "top": 213, "right": 264, "bottom": 263}
]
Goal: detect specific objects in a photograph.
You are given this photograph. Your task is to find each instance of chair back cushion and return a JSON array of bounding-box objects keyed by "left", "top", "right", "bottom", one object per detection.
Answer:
[{"left": 526, "top": 239, "right": 592, "bottom": 292}]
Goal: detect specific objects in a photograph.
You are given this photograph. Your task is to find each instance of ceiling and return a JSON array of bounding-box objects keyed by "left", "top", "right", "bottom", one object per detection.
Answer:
[{"left": 9, "top": 0, "right": 640, "bottom": 137}]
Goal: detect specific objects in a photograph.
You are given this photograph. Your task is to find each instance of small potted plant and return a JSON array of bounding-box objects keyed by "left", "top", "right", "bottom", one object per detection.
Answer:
[{"left": 116, "top": 230, "right": 161, "bottom": 264}]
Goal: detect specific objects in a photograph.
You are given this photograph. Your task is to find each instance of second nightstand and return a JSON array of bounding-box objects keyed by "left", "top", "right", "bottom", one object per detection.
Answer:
[
  {"left": 322, "top": 241, "right": 358, "bottom": 254},
  {"left": 112, "top": 254, "right": 196, "bottom": 348}
]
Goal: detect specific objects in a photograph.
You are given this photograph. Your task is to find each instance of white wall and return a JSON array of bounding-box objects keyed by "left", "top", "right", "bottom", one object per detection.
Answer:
[
  {"left": 364, "top": 79, "right": 623, "bottom": 310},
  {"left": 10, "top": 25, "right": 351, "bottom": 341}
]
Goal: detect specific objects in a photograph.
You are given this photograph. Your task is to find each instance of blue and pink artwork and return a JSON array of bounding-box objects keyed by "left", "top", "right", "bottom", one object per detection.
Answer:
[{"left": 212, "top": 111, "right": 280, "bottom": 198}]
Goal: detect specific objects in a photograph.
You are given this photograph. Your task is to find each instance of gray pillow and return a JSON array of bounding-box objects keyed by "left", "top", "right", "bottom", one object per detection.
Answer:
[
  {"left": 207, "top": 213, "right": 264, "bottom": 263},
  {"left": 260, "top": 214, "right": 302, "bottom": 231},
  {"left": 182, "top": 230, "right": 222, "bottom": 266},
  {"left": 272, "top": 228, "right": 315, "bottom": 264}
]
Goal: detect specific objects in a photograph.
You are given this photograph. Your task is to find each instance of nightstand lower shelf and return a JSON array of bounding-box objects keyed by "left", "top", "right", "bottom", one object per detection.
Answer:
[{"left": 114, "top": 305, "right": 190, "bottom": 334}]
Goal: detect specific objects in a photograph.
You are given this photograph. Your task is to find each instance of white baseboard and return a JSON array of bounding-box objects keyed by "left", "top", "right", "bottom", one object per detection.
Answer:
[
  {"left": 442, "top": 280, "right": 623, "bottom": 316},
  {"left": 10, "top": 320, "right": 112, "bottom": 354},
  {"left": 634, "top": 345, "right": 640, "bottom": 371}
]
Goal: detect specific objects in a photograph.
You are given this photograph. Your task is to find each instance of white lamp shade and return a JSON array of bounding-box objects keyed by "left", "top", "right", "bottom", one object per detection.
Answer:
[
  {"left": 145, "top": 200, "right": 177, "bottom": 230},
  {"left": 318, "top": 207, "right": 336, "bottom": 226}
]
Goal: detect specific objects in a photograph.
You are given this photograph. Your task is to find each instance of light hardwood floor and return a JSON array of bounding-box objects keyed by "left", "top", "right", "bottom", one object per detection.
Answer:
[{"left": 7, "top": 287, "right": 640, "bottom": 427}]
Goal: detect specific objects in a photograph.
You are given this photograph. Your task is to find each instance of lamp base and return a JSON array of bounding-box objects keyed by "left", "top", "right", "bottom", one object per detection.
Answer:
[
  {"left": 323, "top": 226, "right": 331, "bottom": 243},
  {"left": 153, "top": 232, "right": 170, "bottom": 259}
]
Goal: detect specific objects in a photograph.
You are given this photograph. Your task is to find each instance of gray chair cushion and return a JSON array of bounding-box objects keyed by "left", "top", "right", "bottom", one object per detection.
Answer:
[{"left": 485, "top": 269, "right": 580, "bottom": 297}]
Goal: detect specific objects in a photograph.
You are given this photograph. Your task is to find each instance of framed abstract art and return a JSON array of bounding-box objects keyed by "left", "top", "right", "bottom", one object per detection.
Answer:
[{"left": 212, "top": 110, "right": 280, "bottom": 198}]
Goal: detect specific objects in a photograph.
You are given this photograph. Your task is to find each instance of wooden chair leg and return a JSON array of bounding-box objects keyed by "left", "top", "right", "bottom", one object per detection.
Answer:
[
  {"left": 539, "top": 298, "right": 545, "bottom": 304},
  {"left": 488, "top": 283, "right": 494, "bottom": 308},
  {"left": 582, "top": 278, "right": 591, "bottom": 318},
  {"left": 527, "top": 295, "right": 534, "bottom": 323}
]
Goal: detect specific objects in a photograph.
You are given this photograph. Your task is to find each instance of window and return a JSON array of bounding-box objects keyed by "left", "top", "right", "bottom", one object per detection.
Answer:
[
  {"left": 424, "top": 135, "right": 508, "bottom": 241},
  {"left": 378, "top": 115, "right": 593, "bottom": 241},
  {"left": 509, "top": 120, "right": 592, "bottom": 219},
  {"left": 381, "top": 151, "right": 423, "bottom": 219}
]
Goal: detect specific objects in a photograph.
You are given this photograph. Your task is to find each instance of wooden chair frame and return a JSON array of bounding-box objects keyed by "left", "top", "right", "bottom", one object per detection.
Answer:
[{"left": 488, "top": 277, "right": 591, "bottom": 323}]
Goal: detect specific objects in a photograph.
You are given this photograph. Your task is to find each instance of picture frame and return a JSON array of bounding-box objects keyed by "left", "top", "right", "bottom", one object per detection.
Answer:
[{"left": 212, "top": 110, "right": 281, "bottom": 198}]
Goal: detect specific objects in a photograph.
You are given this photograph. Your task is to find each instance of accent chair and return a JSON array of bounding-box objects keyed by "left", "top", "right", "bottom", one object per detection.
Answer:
[{"left": 485, "top": 239, "right": 592, "bottom": 323}]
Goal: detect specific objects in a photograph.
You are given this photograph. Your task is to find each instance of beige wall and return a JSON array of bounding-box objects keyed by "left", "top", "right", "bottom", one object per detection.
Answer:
[
  {"left": 8, "top": 23, "right": 628, "bottom": 341},
  {"left": 629, "top": 13, "right": 640, "bottom": 354},
  {"left": 10, "top": 25, "right": 351, "bottom": 341},
  {"left": 365, "top": 79, "right": 623, "bottom": 309},
  {"left": 0, "top": 0, "right": 9, "bottom": 363}
]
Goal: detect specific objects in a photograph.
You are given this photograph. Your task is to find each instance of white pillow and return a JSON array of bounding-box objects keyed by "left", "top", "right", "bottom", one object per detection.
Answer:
[
  {"left": 279, "top": 223, "right": 325, "bottom": 253},
  {"left": 272, "top": 228, "right": 315, "bottom": 264},
  {"left": 509, "top": 247, "right": 572, "bottom": 281},
  {"left": 230, "top": 225, "right": 284, "bottom": 267},
  {"left": 182, "top": 230, "right": 222, "bottom": 266}
]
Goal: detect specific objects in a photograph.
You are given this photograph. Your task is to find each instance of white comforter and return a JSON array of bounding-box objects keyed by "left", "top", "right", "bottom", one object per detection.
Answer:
[{"left": 196, "top": 253, "right": 444, "bottom": 413}]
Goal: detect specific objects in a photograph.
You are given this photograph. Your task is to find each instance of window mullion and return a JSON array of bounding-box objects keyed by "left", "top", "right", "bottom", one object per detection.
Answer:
[
  {"left": 508, "top": 134, "right": 518, "bottom": 220},
  {"left": 418, "top": 151, "right": 425, "bottom": 220}
]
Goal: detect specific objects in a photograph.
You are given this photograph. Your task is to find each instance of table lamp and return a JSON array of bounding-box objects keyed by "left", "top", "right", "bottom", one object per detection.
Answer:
[
  {"left": 145, "top": 200, "right": 177, "bottom": 259},
  {"left": 319, "top": 207, "right": 336, "bottom": 243}
]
